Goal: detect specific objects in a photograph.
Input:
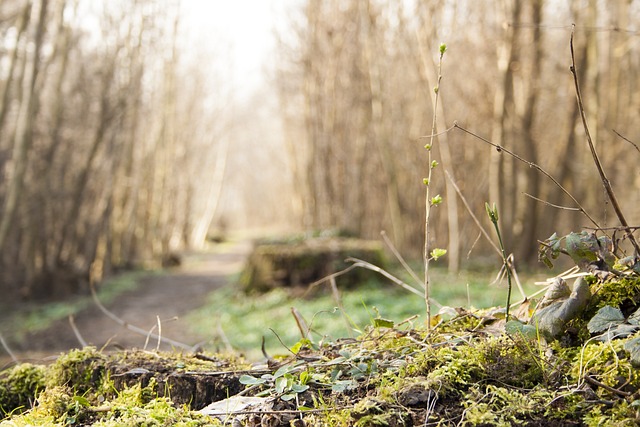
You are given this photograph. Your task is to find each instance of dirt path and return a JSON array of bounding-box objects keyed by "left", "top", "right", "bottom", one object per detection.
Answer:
[{"left": 7, "top": 240, "right": 252, "bottom": 360}]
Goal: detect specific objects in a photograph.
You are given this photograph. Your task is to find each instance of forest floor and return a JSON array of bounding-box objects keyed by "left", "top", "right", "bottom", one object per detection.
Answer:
[{"left": 1, "top": 239, "right": 253, "bottom": 365}]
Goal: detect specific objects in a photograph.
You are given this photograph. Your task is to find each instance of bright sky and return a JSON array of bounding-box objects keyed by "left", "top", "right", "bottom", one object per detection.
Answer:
[{"left": 180, "top": 0, "right": 297, "bottom": 97}]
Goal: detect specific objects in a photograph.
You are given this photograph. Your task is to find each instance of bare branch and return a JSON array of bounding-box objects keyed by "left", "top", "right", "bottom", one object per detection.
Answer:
[
  {"left": 569, "top": 27, "right": 640, "bottom": 255},
  {"left": 68, "top": 315, "right": 88, "bottom": 347},
  {"left": 344, "top": 257, "right": 442, "bottom": 308},
  {"left": 445, "top": 170, "right": 501, "bottom": 256},
  {"left": 0, "top": 333, "right": 18, "bottom": 364},
  {"left": 380, "top": 231, "right": 423, "bottom": 289},
  {"left": 613, "top": 129, "right": 640, "bottom": 155},
  {"left": 523, "top": 192, "right": 582, "bottom": 211},
  {"left": 89, "top": 282, "right": 193, "bottom": 351},
  {"left": 453, "top": 122, "right": 600, "bottom": 228}
]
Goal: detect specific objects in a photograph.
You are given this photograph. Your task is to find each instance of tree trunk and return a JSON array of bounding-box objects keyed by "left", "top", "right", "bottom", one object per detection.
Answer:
[
  {"left": 489, "top": 0, "right": 520, "bottom": 237},
  {"left": 516, "top": 0, "right": 543, "bottom": 263},
  {"left": 0, "top": 0, "right": 48, "bottom": 252}
]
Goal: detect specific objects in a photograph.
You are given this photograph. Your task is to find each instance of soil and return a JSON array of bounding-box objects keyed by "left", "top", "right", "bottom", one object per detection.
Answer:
[{"left": 2, "top": 240, "right": 253, "bottom": 363}]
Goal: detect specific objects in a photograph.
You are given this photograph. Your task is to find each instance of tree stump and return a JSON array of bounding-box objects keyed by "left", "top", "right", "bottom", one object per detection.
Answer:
[{"left": 240, "top": 236, "right": 385, "bottom": 293}]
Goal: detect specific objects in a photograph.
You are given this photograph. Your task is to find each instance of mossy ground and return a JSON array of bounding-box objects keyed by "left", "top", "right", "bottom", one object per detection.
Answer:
[{"left": 4, "top": 251, "right": 640, "bottom": 426}]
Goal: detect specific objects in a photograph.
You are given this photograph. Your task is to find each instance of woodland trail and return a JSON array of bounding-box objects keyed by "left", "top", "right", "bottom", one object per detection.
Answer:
[{"left": 2, "top": 239, "right": 252, "bottom": 364}]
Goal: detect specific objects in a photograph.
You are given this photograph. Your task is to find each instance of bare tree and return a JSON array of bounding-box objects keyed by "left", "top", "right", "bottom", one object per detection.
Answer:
[{"left": 0, "top": 0, "right": 49, "bottom": 252}]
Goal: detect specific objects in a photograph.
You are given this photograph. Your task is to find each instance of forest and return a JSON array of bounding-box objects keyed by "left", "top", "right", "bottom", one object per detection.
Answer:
[
  {"left": 0, "top": 1, "right": 639, "bottom": 300},
  {"left": 4, "top": 0, "right": 640, "bottom": 426}
]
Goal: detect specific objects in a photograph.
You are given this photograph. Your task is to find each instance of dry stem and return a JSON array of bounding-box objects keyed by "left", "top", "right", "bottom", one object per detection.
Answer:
[{"left": 569, "top": 26, "right": 640, "bottom": 256}]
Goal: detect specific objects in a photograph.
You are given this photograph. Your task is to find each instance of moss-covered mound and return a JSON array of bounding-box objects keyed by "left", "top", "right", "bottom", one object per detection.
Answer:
[{"left": 241, "top": 235, "right": 386, "bottom": 293}]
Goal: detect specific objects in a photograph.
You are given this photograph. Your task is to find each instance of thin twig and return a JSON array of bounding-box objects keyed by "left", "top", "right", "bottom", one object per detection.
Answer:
[
  {"left": 345, "top": 257, "right": 442, "bottom": 308},
  {"left": 380, "top": 230, "right": 423, "bottom": 288},
  {"left": 417, "top": 123, "right": 457, "bottom": 139},
  {"left": 569, "top": 26, "right": 640, "bottom": 256},
  {"left": 523, "top": 192, "right": 581, "bottom": 211},
  {"left": 216, "top": 321, "right": 234, "bottom": 353},
  {"left": 89, "top": 281, "right": 193, "bottom": 351},
  {"left": 155, "top": 315, "right": 162, "bottom": 352},
  {"left": 329, "top": 277, "right": 355, "bottom": 338},
  {"left": 424, "top": 44, "right": 447, "bottom": 331},
  {"left": 290, "top": 307, "right": 310, "bottom": 340},
  {"left": 68, "top": 315, "right": 88, "bottom": 347},
  {"left": 0, "top": 333, "right": 18, "bottom": 364},
  {"left": 583, "top": 374, "right": 630, "bottom": 398},
  {"left": 447, "top": 170, "right": 525, "bottom": 300},
  {"left": 445, "top": 170, "right": 501, "bottom": 256},
  {"left": 612, "top": 129, "right": 640, "bottom": 155},
  {"left": 486, "top": 204, "right": 514, "bottom": 320},
  {"left": 454, "top": 122, "right": 600, "bottom": 229},
  {"left": 305, "top": 264, "right": 360, "bottom": 295}
]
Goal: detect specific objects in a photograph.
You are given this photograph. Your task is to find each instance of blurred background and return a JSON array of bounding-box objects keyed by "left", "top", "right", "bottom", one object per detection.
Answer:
[{"left": 0, "top": 0, "right": 639, "bottom": 304}]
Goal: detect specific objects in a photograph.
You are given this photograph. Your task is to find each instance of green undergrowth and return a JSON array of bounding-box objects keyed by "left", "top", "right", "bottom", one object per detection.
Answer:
[
  {"left": 5, "top": 266, "right": 640, "bottom": 426},
  {"left": 187, "top": 268, "right": 541, "bottom": 361},
  {"left": 4, "top": 312, "right": 640, "bottom": 426}
]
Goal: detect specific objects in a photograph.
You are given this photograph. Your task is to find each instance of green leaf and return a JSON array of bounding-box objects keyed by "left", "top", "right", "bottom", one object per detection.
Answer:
[
  {"left": 239, "top": 374, "right": 266, "bottom": 385},
  {"left": 596, "top": 324, "right": 639, "bottom": 342},
  {"left": 372, "top": 318, "right": 394, "bottom": 328},
  {"left": 624, "top": 336, "right": 640, "bottom": 367},
  {"left": 291, "top": 383, "right": 309, "bottom": 393},
  {"left": 423, "top": 178, "right": 429, "bottom": 186},
  {"left": 290, "top": 338, "right": 313, "bottom": 355},
  {"left": 273, "top": 365, "right": 292, "bottom": 379},
  {"left": 587, "top": 306, "right": 625, "bottom": 334},
  {"left": 505, "top": 320, "right": 538, "bottom": 340},
  {"left": 299, "top": 370, "right": 310, "bottom": 385},
  {"left": 430, "top": 248, "right": 447, "bottom": 261},
  {"left": 431, "top": 160, "right": 439, "bottom": 168},
  {"left": 565, "top": 231, "right": 601, "bottom": 267},
  {"left": 439, "top": 43, "right": 447, "bottom": 55},
  {"left": 485, "top": 202, "right": 498, "bottom": 222},
  {"left": 431, "top": 194, "right": 443, "bottom": 206},
  {"left": 73, "top": 396, "right": 91, "bottom": 407},
  {"left": 629, "top": 307, "right": 640, "bottom": 326},
  {"left": 275, "top": 376, "right": 289, "bottom": 393}
]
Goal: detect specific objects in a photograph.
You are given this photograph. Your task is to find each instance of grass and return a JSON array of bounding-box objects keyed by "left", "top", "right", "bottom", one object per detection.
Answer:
[{"left": 186, "top": 264, "right": 545, "bottom": 361}]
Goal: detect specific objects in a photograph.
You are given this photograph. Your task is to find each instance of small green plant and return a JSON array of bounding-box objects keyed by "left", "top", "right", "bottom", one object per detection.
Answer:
[
  {"left": 239, "top": 362, "right": 310, "bottom": 402},
  {"left": 423, "top": 42, "right": 448, "bottom": 329},
  {"left": 485, "top": 202, "right": 514, "bottom": 320}
]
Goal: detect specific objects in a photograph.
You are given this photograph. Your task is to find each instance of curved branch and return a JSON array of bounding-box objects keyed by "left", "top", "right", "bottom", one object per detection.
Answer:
[
  {"left": 453, "top": 122, "right": 600, "bottom": 229},
  {"left": 90, "top": 282, "right": 193, "bottom": 351}
]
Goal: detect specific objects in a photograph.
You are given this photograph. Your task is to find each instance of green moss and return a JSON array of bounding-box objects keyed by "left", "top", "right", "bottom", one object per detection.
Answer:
[
  {"left": 476, "top": 336, "right": 545, "bottom": 388},
  {"left": 91, "top": 382, "right": 216, "bottom": 427},
  {"left": 583, "top": 400, "right": 638, "bottom": 426},
  {"left": 588, "top": 275, "right": 640, "bottom": 315},
  {"left": 569, "top": 339, "right": 640, "bottom": 393},
  {"left": 461, "top": 384, "right": 556, "bottom": 426},
  {"left": 0, "top": 363, "right": 46, "bottom": 416},
  {"left": 351, "top": 398, "right": 409, "bottom": 426},
  {"left": 2, "top": 379, "right": 217, "bottom": 427},
  {"left": 46, "top": 347, "right": 110, "bottom": 399}
]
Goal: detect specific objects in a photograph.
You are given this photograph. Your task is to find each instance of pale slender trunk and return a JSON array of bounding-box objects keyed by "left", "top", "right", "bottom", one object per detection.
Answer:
[
  {"left": 190, "top": 136, "right": 230, "bottom": 248},
  {"left": 0, "top": 0, "right": 48, "bottom": 252}
]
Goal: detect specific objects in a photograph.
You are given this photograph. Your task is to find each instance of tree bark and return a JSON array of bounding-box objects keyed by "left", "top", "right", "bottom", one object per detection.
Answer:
[{"left": 0, "top": 0, "right": 48, "bottom": 252}]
